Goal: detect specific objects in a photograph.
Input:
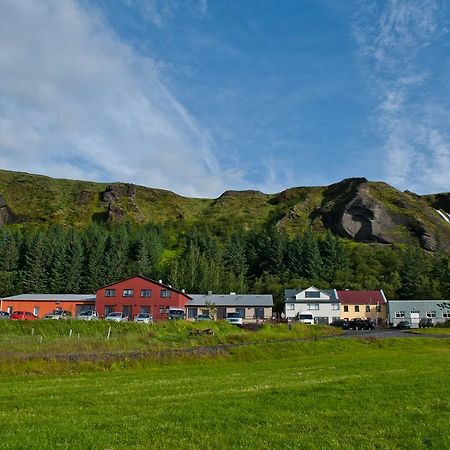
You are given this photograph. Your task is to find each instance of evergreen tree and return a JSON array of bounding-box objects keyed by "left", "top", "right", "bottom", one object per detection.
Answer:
[
  {"left": 301, "top": 230, "right": 322, "bottom": 281},
  {"left": 23, "top": 232, "right": 49, "bottom": 293},
  {"left": 65, "top": 230, "right": 84, "bottom": 293}
]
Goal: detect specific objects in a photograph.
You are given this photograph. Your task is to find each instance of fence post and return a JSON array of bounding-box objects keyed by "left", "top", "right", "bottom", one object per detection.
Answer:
[
  {"left": 31, "top": 328, "right": 34, "bottom": 336},
  {"left": 107, "top": 327, "right": 111, "bottom": 340},
  {"left": 39, "top": 335, "right": 43, "bottom": 344},
  {"left": 69, "top": 329, "right": 73, "bottom": 338}
]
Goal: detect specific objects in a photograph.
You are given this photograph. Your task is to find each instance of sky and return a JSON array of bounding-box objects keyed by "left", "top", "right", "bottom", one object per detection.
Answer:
[{"left": 0, "top": 0, "right": 449, "bottom": 197}]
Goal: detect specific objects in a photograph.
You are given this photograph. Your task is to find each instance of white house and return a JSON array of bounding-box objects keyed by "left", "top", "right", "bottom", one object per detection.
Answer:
[{"left": 284, "top": 286, "right": 340, "bottom": 325}]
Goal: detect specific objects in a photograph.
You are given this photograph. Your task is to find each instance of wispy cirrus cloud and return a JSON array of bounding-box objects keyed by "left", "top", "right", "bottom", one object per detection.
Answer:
[
  {"left": 0, "top": 0, "right": 238, "bottom": 197},
  {"left": 353, "top": 0, "right": 450, "bottom": 193}
]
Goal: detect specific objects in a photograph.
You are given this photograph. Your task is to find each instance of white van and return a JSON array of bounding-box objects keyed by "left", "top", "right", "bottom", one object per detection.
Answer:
[{"left": 297, "top": 313, "right": 314, "bottom": 325}]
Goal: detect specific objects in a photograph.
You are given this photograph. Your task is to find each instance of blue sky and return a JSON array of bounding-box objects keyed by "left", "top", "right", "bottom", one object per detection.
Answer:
[{"left": 0, "top": 0, "right": 449, "bottom": 196}]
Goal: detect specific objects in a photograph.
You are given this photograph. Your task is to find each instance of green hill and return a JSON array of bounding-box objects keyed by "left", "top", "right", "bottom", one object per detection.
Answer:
[{"left": 1, "top": 169, "right": 449, "bottom": 251}]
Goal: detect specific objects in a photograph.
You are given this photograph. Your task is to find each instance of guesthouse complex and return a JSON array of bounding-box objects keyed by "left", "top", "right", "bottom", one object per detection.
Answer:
[{"left": 1, "top": 276, "right": 449, "bottom": 327}]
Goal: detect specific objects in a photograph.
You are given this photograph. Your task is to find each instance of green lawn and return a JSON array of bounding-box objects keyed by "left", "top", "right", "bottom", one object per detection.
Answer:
[
  {"left": 410, "top": 327, "right": 450, "bottom": 335},
  {"left": 0, "top": 338, "right": 449, "bottom": 449}
]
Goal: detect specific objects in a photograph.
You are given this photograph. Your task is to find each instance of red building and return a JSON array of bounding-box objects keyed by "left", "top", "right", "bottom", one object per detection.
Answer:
[
  {"left": 0, "top": 294, "right": 95, "bottom": 318},
  {"left": 95, "top": 276, "right": 191, "bottom": 320}
]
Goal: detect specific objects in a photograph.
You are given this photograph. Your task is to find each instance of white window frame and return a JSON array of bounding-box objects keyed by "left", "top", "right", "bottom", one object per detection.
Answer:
[
  {"left": 395, "top": 311, "right": 405, "bottom": 318},
  {"left": 443, "top": 310, "right": 450, "bottom": 318},
  {"left": 286, "top": 303, "right": 295, "bottom": 310},
  {"left": 426, "top": 311, "right": 436, "bottom": 318},
  {"left": 307, "top": 303, "right": 319, "bottom": 310},
  {"left": 332, "top": 303, "right": 339, "bottom": 311}
]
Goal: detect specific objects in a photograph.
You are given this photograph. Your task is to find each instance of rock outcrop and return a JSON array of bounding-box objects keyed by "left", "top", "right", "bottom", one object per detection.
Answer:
[
  {"left": 0, "top": 194, "right": 15, "bottom": 227},
  {"left": 99, "top": 183, "right": 142, "bottom": 221}
]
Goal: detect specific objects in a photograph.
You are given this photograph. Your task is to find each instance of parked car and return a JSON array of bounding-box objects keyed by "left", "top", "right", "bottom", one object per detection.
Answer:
[
  {"left": 43, "top": 310, "right": 72, "bottom": 320},
  {"left": 225, "top": 312, "right": 243, "bottom": 326},
  {"left": 330, "top": 319, "right": 349, "bottom": 330},
  {"left": 10, "top": 311, "right": 38, "bottom": 321},
  {"left": 196, "top": 314, "right": 212, "bottom": 321},
  {"left": 419, "top": 318, "right": 434, "bottom": 328},
  {"left": 395, "top": 321, "right": 411, "bottom": 330},
  {"left": 77, "top": 310, "right": 99, "bottom": 321},
  {"left": 134, "top": 313, "right": 153, "bottom": 324},
  {"left": 296, "top": 313, "right": 314, "bottom": 325},
  {"left": 167, "top": 308, "right": 185, "bottom": 320},
  {"left": 105, "top": 312, "right": 128, "bottom": 322},
  {"left": 348, "top": 319, "right": 375, "bottom": 330},
  {"left": 0, "top": 311, "right": 10, "bottom": 320}
]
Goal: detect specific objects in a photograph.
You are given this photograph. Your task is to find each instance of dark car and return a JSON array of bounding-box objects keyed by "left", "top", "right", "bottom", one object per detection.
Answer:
[
  {"left": 330, "top": 319, "right": 349, "bottom": 330},
  {"left": 10, "top": 311, "right": 39, "bottom": 321},
  {"left": 419, "top": 318, "right": 434, "bottom": 328},
  {"left": 0, "top": 311, "right": 10, "bottom": 320},
  {"left": 395, "top": 321, "right": 411, "bottom": 330}
]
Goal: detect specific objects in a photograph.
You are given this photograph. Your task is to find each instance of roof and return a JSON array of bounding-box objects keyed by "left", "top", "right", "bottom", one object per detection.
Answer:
[
  {"left": 1, "top": 294, "right": 96, "bottom": 302},
  {"left": 186, "top": 294, "right": 273, "bottom": 308},
  {"left": 284, "top": 288, "right": 339, "bottom": 302},
  {"left": 337, "top": 290, "right": 386, "bottom": 305},
  {"left": 95, "top": 275, "right": 191, "bottom": 299}
]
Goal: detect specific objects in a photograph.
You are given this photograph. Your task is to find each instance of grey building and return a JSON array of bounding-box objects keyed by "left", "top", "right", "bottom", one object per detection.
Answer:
[
  {"left": 186, "top": 293, "right": 273, "bottom": 322},
  {"left": 388, "top": 299, "right": 450, "bottom": 327}
]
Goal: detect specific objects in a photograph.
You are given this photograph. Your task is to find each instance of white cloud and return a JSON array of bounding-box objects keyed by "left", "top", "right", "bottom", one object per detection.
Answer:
[
  {"left": 353, "top": 0, "right": 450, "bottom": 193},
  {"left": 0, "top": 0, "right": 237, "bottom": 197}
]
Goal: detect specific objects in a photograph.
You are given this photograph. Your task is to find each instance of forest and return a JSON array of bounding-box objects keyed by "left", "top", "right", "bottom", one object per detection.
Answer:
[{"left": 1, "top": 222, "right": 449, "bottom": 309}]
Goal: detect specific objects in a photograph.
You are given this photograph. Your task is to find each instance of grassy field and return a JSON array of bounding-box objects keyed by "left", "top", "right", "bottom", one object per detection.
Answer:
[
  {"left": 410, "top": 327, "right": 450, "bottom": 335},
  {"left": 0, "top": 321, "right": 339, "bottom": 370},
  {"left": 0, "top": 337, "right": 449, "bottom": 449}
]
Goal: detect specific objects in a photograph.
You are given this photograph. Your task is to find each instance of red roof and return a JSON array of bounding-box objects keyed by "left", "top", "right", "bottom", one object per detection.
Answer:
[{"left": 337, "top": 290, "right": 386, "bottom": 305}]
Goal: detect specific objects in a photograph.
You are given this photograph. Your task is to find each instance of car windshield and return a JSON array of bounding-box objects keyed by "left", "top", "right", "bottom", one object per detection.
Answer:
[
  {"left": 299, "top": 315, "right": 313, "bottom": 320},
  {"left": 109, "top": 312, "right": 121, "bottom": 317},
  {"left": 138, "top": 313, "right": 150, "bottom": 318},
  {"left": 226, "top": 313, "right": 240, "bottom": 318},
  {"left": 79, "top": 311, "right": 93, "bottom": 316}
]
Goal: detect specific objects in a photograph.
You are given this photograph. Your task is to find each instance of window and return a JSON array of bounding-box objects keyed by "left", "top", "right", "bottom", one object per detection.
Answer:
[
  {"left": 376, "top": 304, "right": 382, "bottom": 312},
  {"left": 332, "top": 316, "right": 340, "bottom": 322},
  {"left": 395, "top": 311, "right": 405, "bottom": 318},
  {"left": 343, "top": 305, "right": 348, "bottom": 312},
  {"left": 166, "top": 306, "right": 171, "bottom": 314},
  {"left": 123, "top": 305, "right": 132, "bottom": 317},
  {"left": 159, "top": 306, "right": 164, "bottom": 314},
  {"left": 140, "top": 306, "right": 150, "bottom": 314},
  {"left": 354, "top": 305, "right": 360, "bottom": 312},
  {"left": 443, "top": 311, "right": 450, "bottom": 318},
  {"left": 426, "top": 311, "right": 436, "bottom": 318},
  {"left": 140, "top": 289, "right": 152, "bottom": 298},
  {"left": 332, "top": 303, "right": 339, "bottom": 310},
  {"left": 122, "top": 289, "right": 134, "bottom": 297},
  {"left": 7, "top": 306, "right": 12, "bottom": 313},
  {"left": 161, "top": 290, "right": 172, "bottom": 298},
  {"left": 235, "top": 307, "right": 245, "bottom": 318},
  {"left": 105, "top": 289, "right": 116, "bottom": 297},
  {"left": 254, "top": 307, "right": 264, "bottom": 319},
  {"left": 286, "top": 303, "right": 295, "bottom": 310},
  {"left": 305, "top": 291, "right": 320, "bottom": 298},
  {"left": 307, "top": 303, "right": 319, "bottom": 310},
  {"left": 365, "top": 305, "right": 371, "bottom": 313},
  {"left": 33, "top": 307, "right": 40, "bottom": 317}
]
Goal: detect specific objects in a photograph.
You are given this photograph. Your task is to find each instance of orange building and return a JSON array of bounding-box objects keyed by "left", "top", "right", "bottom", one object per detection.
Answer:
[{"left": 0, "top": 294, "right": 95, "bottom": 318}]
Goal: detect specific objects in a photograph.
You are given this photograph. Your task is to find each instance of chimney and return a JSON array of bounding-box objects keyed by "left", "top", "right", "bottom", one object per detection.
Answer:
[{"left": 158, "top": 279, "right": 163, "bottom": 284}]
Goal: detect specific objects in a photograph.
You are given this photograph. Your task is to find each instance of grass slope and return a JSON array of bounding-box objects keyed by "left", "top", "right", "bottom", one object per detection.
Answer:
[{"left": 0, "top": 338, "right": 449, "bottom": 449}]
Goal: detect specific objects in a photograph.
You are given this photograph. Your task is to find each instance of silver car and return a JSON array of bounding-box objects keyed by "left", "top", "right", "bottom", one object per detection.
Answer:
[
  {"left": 43, "top": 310, "right": 72, "bottom": 320},
  {"left": 134, "top": 313, "right": 153, "bottom": 324},
  {"left": 105, "top": 312, "right": 128, "bottom": 322},
  {"left": 77, "top": 310, "right": 99, "bottom": 321}
]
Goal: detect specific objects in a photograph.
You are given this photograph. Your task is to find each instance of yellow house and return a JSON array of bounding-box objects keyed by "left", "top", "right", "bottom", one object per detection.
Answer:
[{"left": 337, "top": 290, "right": 387, "bottom": 324}]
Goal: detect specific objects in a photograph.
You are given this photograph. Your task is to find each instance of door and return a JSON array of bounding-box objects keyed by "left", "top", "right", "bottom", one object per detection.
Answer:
[
  {"left": 410, "top": 312, "right": 420, "bottom": 328},
  {"left": 123, "top": 305, "right": 132, "bottom": 319}
]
